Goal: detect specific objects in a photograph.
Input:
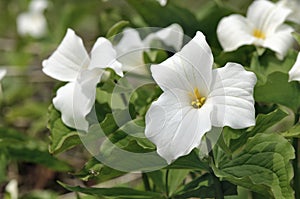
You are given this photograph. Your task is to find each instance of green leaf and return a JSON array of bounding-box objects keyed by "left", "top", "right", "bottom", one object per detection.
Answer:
[
  {"left": 174, "top": 173, "right": 237, "bottom": 198},
  {"left": 126, "top": 0, "right": 199, "bottom": 36},
  {"left": 213, "top": 133, "right": 295, "bottom": 198},
  {"left": 167, "top": 150, "right": 209, "bottom": 171},
  {"left": 74, "top": 158, "right": 125, "bottom": 182},
  {"left": 106, "top": 20, "right": 130, "bottom": 39},
  {"left": 58, "top": 181, "right": 164, "bottom": 199},
  {"left": 292, "top": 32, "right": 300, "bottom": 46},
  {"left": 281, "top": 124, "right": 300, "bottom": 138},
  {"left": 167, "top": 169, "right": 190, "bottom": 196},
  {"left": 8, "top": 147, "right": 71, "bottom": 172},
  {"left": 228, "top": 108, "right": 288, "bottom": 151},
  {"left": 47, "top": 105, "right": 81, "bottom": 154},
  {"left": 254, "top": 72, "right": 300, "bottom": 112}
]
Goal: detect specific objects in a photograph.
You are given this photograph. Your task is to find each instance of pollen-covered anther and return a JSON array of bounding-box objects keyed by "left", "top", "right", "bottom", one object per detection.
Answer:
[
  {"left": 191, "top": 97, "right": 206, "bottom": 109},
  {"left": 191, "top": 88, "right": 206, "bottom": 109},
  {"left": 253, "top": 29, "right": 266, "bottom": 40}
]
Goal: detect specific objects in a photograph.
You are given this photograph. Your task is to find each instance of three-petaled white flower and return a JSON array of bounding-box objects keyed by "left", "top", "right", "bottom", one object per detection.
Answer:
[
  {"left": 289, "top": 52, "right": 300, "bottom": 82},
  {"left": 217, "top": 0, "right": 294, "bottom": 60},
  {"left": 16, "top": 0, "right": 48, "bottom": 38},
  {"left": 42, "top": 28, "right": 122, "bottom": 131},
  {"left": 114, "top": 24, "right": 183, "bottom": 72},
  {"left": 145, "top": 31, "right": 257, "bottom": 164}
]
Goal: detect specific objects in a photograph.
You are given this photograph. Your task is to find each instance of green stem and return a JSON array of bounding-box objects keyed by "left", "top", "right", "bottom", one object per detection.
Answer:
[
  {"left": 211, "top": 170, "right": 224, "bottom": 199},
  {"left": 208, "top": 138, "right": 224, "bottom": 199},
  {"left": 142, "top": 172, "right": 151, "bottom": 191},
  {"left": 165, "top": 169, "right": 170, "bottom": 198}
]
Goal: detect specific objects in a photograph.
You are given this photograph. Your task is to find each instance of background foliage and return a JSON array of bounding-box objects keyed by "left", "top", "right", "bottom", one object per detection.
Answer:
[{"left": 0, "top": 0, "right": 299, "bottom": 198}]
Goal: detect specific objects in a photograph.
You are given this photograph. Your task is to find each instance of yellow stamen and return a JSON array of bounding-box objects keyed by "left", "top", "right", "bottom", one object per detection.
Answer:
[
  {"left": 253, "top": 29, "right": 266, "bottom": 40},
  {"left": 190, "top": 88, "right": 206, "bottom": 109}
]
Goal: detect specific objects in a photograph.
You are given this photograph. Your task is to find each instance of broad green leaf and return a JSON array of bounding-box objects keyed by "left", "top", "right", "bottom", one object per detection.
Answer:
[
  {"left": 106, "top": 20, "right": 129, "bottom": 39},
  {"left": 147, "top": 169, "right": 190, "bottom": 196},
  {"left": 58, "top": 181, "right": 164, "bottom": 199},
  {"left": 228, "top": 108, "right": 288, "bottom": 151},
  {"left": 281, "top": 124, "right": 300, "bottom": 138},
  {"left": 74, "top": 158, "right": 125, "bottom": 182},
  {"left": 126, "top": 0, "right": 199, "bottom": 36},
  {"left": 48, "top": 105, "right": 81, "bottom": 154},
  {"left": 254, "top": 72, "right": 300, "bottom": 112},
  {"left": 167, "top": 169, "right": 190, "bottom": 196},
  {"left": 8, "top": 147, "right": 71, "bottom": 172},
  {"left": 213, "top": 133, "right": 295, "bottom": 198},
  {"left": 249, "top": 50, "right": 297, "bottom": 86},
  {"left": 174, "top": 173, "right": 237, "bottom": 198},
  {"left": 167, "top": 150, "right": 209, "bottom": 171}
]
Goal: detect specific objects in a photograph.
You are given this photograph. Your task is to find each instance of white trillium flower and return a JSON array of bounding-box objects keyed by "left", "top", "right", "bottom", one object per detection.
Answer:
[
  {"left": 114, "top": 24, "right": 183, "bottom": 72},
  {"left": 217, "top": 0, "right": 294, "bottom": 60},
  {"left": 42, "top": 29, "right": 122, "bottom": 131},
  {"left": 157, "top": 0, "right": 167, "bottom": 6},
  {"left": 145, "top": 31, "right": 257, "bottom": 164},
  {"left": 278, "top": 0, "right": 300, "bottom": 24},
  {"left": 16, "top": 0, "right": 48, "bottom": 38},
  {"left": 289, "top": 52, "right": 300, "bottom": 82}
]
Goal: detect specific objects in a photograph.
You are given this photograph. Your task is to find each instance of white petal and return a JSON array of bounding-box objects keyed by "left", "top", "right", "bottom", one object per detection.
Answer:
[
  {"left": 247, "top": 0, "right": 292, "bottom": 34},
  {"left": 114, "top": 28, "right": 145, "bottom": 71},
  {"left": 157, "top": 0, "right": 167, "bottom": 6},
  {"left": 208, "top": 63, "right": 256, "bottom": 129},
  {"left": 53, "top": 69, "right": 102, "bottom": 131},
  {"left": 282, "top": 0, "right": 300, "bottom": 24},
  {"left": 143, "top": 23, "right": 184, "bottom": 51},
  {"left": 289, "top": 52, "right": 300, "bottom": 82},
  {"left": 42, "top": 29, "right": 89, "bottom": 82},
  {"left": 151, "top": 31, "right": 213, "bottom": 96},
  {"left": 89, "top": 37, "right": 123, "bottom": 77},
  {"left": 217, "top": 14, "right": 256, "bottom": 52},
  {"left": 16, "top": 12, "right": 47, "bottom": 38},
  {"left": 263, "top": 24, "right": 294, "bottom": 60},
  {"left": 0, "top": 69, "right": 7, "bottom": 81},
  {"left": 145, "top": 89, "right": 212, "bottom": 164}
]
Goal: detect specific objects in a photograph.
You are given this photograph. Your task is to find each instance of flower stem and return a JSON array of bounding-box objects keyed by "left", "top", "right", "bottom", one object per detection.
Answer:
[
  {"left": 142, "top": 172, "right": 151, "bottom": 191},
  {"left": 207, "top": 138, "right": 224, "bottom": 199},
  {"left": 211, "top": 171, "right": 224, "bottom": 199}
]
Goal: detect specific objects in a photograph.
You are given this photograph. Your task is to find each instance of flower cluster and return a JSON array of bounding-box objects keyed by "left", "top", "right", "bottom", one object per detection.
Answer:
[{"left": 43, "top": 0, "right": 300, "bottom": 165}]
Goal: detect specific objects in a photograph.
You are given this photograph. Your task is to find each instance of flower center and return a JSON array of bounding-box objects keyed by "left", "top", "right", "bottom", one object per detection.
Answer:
[
  {"left": 191, "top": 88, "right": 206, "bottom": 109},
  {"left": 253, "top": 29, "right": 266, "bottom": 40}
]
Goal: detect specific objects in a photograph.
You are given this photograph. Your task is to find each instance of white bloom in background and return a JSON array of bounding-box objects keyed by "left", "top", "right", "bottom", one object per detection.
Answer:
[
  {"left": 114, "top": 24, "right": 183, "bottom": 72},
  {"left": 5, "top": 179, "right": 18, "bottom": 199},
  {"left": 42, "top": 29, "right": 122, "bottom": 131},
  {"left": 157, "top": 0, "right": 167, "bottom": 6},
  {"left": 145, "top": 31, "right": 257, "bottom": 164},
  {"left": 278, "top": 0, "right": 300, "bottom": 24},
  {"left": 16, "top": 0, "right": 48, "bottom": 38},
  {"left": 289, "top": 52, "right": 300, "bottom": 82},
  {"left": 217, "top": 0, "right": 294, "bottom": 60},
  {"left": 0, "top": 69, "right": 6, "bottom": 81}
]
